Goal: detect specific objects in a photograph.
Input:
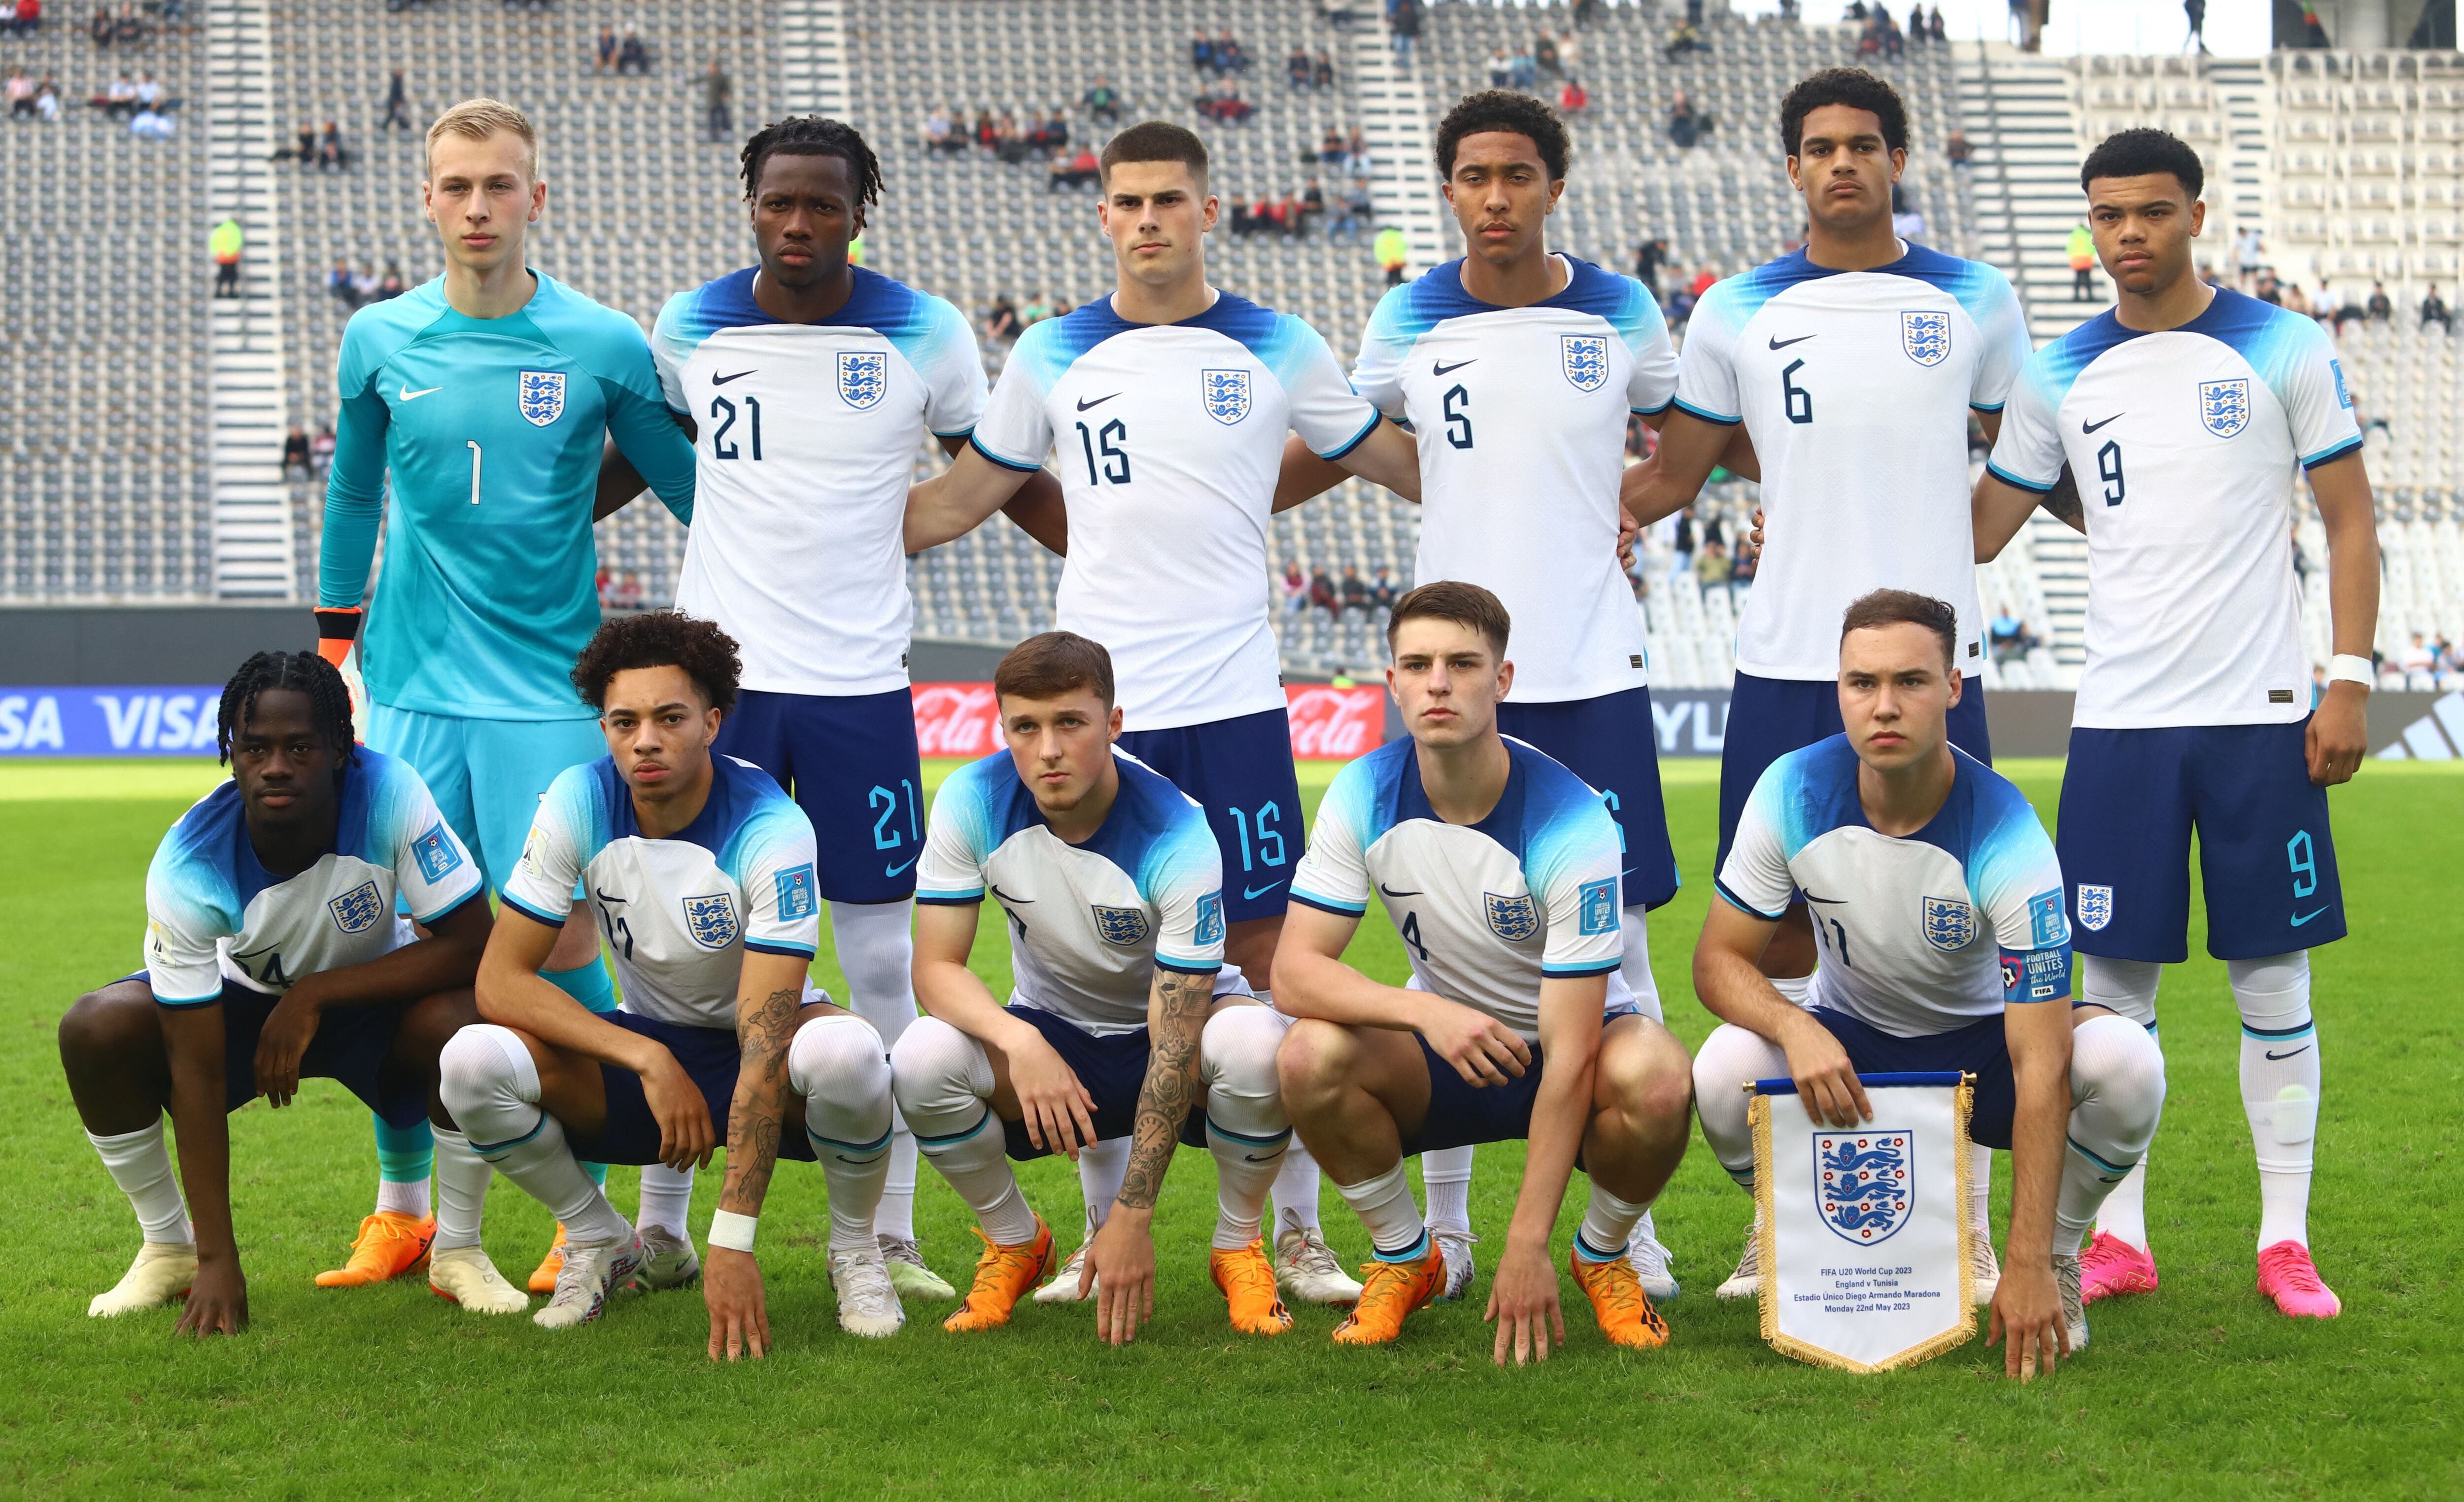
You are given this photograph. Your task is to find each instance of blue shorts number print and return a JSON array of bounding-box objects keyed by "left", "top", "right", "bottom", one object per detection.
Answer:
[
  {"left": 364, "top": 702, "right": 604, "bottom": 895},
  {"left": 132, "top": 972, "right": 429, "bottom": 1131},
  {"left": 2056, "top": 719, "right": 2344, "bottom": 963},
  {"left": 562, "top": 1009, "right": 824, "bottom": 1166},
  {"left": 995, "top": 1004, "right": 1211, "bottom": 1161},
  {"left": 1399, "top": 1006, "right": 1639, "bottom": 1160},
  {"left": 1807, "top": 1006, "right": 2019, "bottom": 1151},
  {"left": 713, "top": 687, "right": 925, "bottom": 905},
  {"left": 1115, "top": 705, "right": 1304, "bottom": 925},
  {"left": 1716, "top": 671, "right": 1994, "bottom": 870},
  {"left": 1495, "top": 685, "right": 1681, "bottom": 910}
]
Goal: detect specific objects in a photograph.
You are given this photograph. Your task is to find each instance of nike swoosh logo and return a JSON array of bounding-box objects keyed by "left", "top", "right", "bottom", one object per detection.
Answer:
[
  {"left": 712, "top": 369, "right": 756, "bottom": 385},
  {"left": 1243, "top": 1153, "right": 1283, "bottom": 1162},
  {"left": 1243, "top": 880, "right": 1285, "bottom": 900},
  {"left": 1431, "top": 358, "right": 1476, "bottom": 376},
  {"left": 1377, "top": 883, "right": 1423, "bottom": 898},
  {"left": 1767, "top": 335, "right": 1816, "bottom": 350},
  {"left": 1076, "top": 393, "right": 1120, "bottom": 411},
  {"left": 884, "top": 857, "right": 918, "bottom": 878},
  {"left": 399, "top": 384, "right": 442, "bottom": 401},
  {"left": 2264, "top": 1046, "right": 2313, "bottom": 1061},
  {"left": 1800, "top": 890, "right": 1843, "bottom": 905},
  {"left": 2082, "top": 413, "right": 2124, "bottom": 434},
  {"left": 2291, "top": 907, "right": 2329, "bottom": 926},
  {"left": 990, "top": 884, "right": 1033, "bottom": 905},
  {"left": 594, "top": 888, "right": 627, "bottom": 904}
]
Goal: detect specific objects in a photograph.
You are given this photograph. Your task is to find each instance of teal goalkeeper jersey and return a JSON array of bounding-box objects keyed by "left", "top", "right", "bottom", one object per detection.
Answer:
[{"left": 318, "top": 272, "right": 697, "bottom": 720}]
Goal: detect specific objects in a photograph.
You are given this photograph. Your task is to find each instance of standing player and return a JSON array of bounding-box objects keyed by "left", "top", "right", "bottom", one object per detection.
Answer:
[
  {"left": 892, "top": 632, "right": 1298, "bottom": 1343},
  {"left": 444, "top": 612, "right": 906, "bottom": 1347},
  {"left": 598, "top": 116, "right": 1063, "bottom": 1303},
  {"left": 1690, "top": 591, "right": 2168, "bottom": 1378},
  {"left": 316, "top": 99, "right": 699, "bottom": 1293},
  {"left": 1974, "top": 130, "right": 2374, "bottom": 1318},
  {"left": 1274, "top": 584, "right": 1697, "bottom": 1360},
  {"left": 903, "top": 121, "right": 1422, "bottom": 1308},
  {"left": 58, "top": 652, "right": 521, "bottom": 1330},
  {"left": 1622, "top": 69, "right": 2029, "bottom": 1293}
]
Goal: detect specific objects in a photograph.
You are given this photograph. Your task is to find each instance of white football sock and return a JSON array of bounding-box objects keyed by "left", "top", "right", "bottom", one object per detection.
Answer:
[
  {"left": 891, "top": 1015, "right": 1038, "bottom": 1246},
  {"left": 2080, "top": 956, "right": 2164, "bottom": 1250},
  {"left": 1691, "top": 1022, "right": 1787, "bottom": 1188},
  {"left": 1422, "top": 1145, "right": 1474, "bottom": 1236},
  {"left": 1970, "top": 1150, "right": 1992, "bottom": 1234},
  {"left": 638, "top": 1163, "right": 694, "bottom": 1240},
  {"left": 375, "top": 1175, "right": 431, "bottom": 1219},
  {"left": 1333, "top": 1160, "right": 1427, "bottom": 1259},
  {"left": 430, "top": 1125, "right": 491, "bottom": 1252},
  {"left": 1268, "top": 1144, "right": 1325, "bottom": 1237},
  {"left": 1768, "top": 972, "right": 1814, "bottom": 1008},
  {"left": 1577, "top": 1181, "right": 1648, "bottom": 1261},
  {"left": 86, "top": 1119, "right": 191, "bottom": 1246},
  {"left": 1199, "top": 1005, "right": 1291, "bottom": 1251},
  {"left": 2230, "top": 952, "right": 2319, "bottom": 1249},
  {"left": 2056, "top": 1014, "right": 2168, "bottom": 1255},
  {"left": 1077, "top": 1136, "right": 1130, "bottom": 1231},
  {"left": 440, "top": 1024, "right": 630, "bottom": 1248},
  {"left": 834, "top": 899, "right": 922, "bottom": 1243},
  {"left": 1619, "top": 904, "right": 1664, "bottom": 1022},
  {"left": 794, "top": 1013, "right": 896, "bottom": 1255}
]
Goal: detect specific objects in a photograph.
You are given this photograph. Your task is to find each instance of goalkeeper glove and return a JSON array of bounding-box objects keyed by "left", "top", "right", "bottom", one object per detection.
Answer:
[{"left": 313, "top": 607, "right": 371, "bottom": 731}]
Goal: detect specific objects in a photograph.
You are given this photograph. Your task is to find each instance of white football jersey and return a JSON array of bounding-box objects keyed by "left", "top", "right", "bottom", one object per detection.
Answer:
[
  {"left": 970, "top": 290, "right": 1380, "bottom": 731},
  {"left": 503, "top": 755, "right": 821, "bottom": 1030},
  {"left": 1352, "top": 255, "right": 1677, "bottom": 702},
  {"left": 653, "top": 267, "right": 987, "bottom": 695},
  {"left": 1290, "top": 736, "right": 1627, "bottom": 1043},
  {"left": 1986, "top": 290, "right": 2364, "bottom": 729},
  {"left": 1675, "top": 244, "right": 2030, "bottom": 681},
  {"left": 144, "top": 750, "right": 484, "bottom": 1005},
  {"left": 1718, "top": 736, "right": 2073, "bottom": 1038},
  {"left": 915, "top": 749, "right": 1236, "bottom": 1035}
]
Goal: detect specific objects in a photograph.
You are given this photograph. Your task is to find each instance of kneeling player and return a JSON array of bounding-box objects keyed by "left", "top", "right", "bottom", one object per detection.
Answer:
[
  {"left": 1274, "top": 584, "right": 1696, "bottom": 1363},
  {"left": 444, "top": 612, "right": 903, "bottom": 1353},
  {"left": 60, "top": 651, "right": 509, "bottom": 1331},
  {"left": 894, "top": 631, "right": 1295, "bottom": 1344},
  {"left": 1690, "top": 591, "right": 2167, "bottom": 1379}
]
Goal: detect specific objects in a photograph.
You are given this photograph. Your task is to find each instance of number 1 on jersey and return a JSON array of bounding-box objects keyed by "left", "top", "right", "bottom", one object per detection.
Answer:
[{"left": 467, "top": 440, "right": 481, "bottom": 504}]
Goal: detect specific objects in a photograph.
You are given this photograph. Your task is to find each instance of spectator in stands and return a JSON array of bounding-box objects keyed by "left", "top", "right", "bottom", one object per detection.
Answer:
[
  {"left": 1047, "top": 145, "right": 1099, "bottom": 192},
  {"left": 1510, "top": 43, "right": 1536, "bottom": 91},
  {"left": 610, "top": 571, "right": 645, "bottom": 613},
  {"left": 1197, "top": 78, "right": 1253, "bottom": 125},
  {"left": 1309, "top": 566, "right": 1339, "bottom": 621},
  {"left": 2281, "top": 282, "right": 2313, "bottom": 317},
  {"left": 1272, "top": 191, "right": 1302, "bottom": 238},
  {"left": 1535, "top": 31, "right": 1562, "bottom": 78},
  {"left": 283, "top": 427, "right": 311, "bottom": 481},
  {"left": 1192, "top": 31, "right": 1215, "bottom": 72},
  {"left": 347, "top": 262, "right": 377, "bottom": 303},
  {"left": 2184, "top": 0, "right": 2208, "bottom": 53},
  {"left": 1487, "top": 45, "right": 1512, "bottom": 90},
  {"left": 287, "top": 119, "right": 314, "bottom": 168},
  {"left": 33, "top": 74, "right": 56, "bottom": 121},
  {"left": 2234, "top": 227, "right": 2263, "bottom": 288},
  {"left": 96, "top": 72, "right": 131, "bottom": 118},
  {"left": 2399, "top": 633, "right": 2433, "bottom": 678},
  {"left": 594, "top": 27, "right": 617, "bottom": 74},
  {"left": 1387, "top": 0, "right": 1421, "bottom": 72},
  {"left": 1369, "top": 566, "right": 1398, "bottom": 614},
  {"left": 1695, "top": 538, "right": 1733, "bottom": 592},
  {"left": 617, "top": 30, "right": 648, "bottom": 76},
  {"left": 1891, "top": 181, "right": 1926, "bottom": 241},
  {"left": 327, "top": 257, "right": 357, "bottom": 307},
  {"left": 2330, "top": 283, "right": 2366, "bottom": 331},
  {"left": 1664, "top": 19, "right": 1706, "bottom": 61},
  {"left": 318, "top": 119, "right": 347, "bottom": 172},
  {"left": 1314, "top": 50, "right": 1336, "bottom": 88},
  {"left": 88, "top": 4, "right": 108, "bottom": 48},
  {"left": 2424, "top": 284, "right": 2452, "bottom": 334},
  {"left": 1635, "top": 237, "right": 1668, "bottom": 298},
  {"left": 1300, "top": 177, "right": 1326, "bottom": 233},
  {"left": 6, "top": 0, "right": 39, "bottom": 39},
  {"left": 112, "top": 1, "right": 137, "bottom": 43},
  {"left": 1375, "top": 222, "right": 1407, "bottom": 285},
  {"left": 700, "top": 60, "right": 732, "bottom": 141},
  {"left": 6, "top": 70, "right": 33, "bottom": 120},
  {"left": 1216, "top": 30, "right": 1248, "bottom": 73},
  {"left": 2068, "top": 222, "right": 2098, "bottom": 301},
  {"left": 1727, "top": 536, "right": 1758, "bottom": 596},
  {"left": 1230, "top": 195, "right": 1263, "bottom": 237},
  {"left": 1082, "top": 76, "right": 1121, "bottom": 124},
  {"left": 1287, "top": 44, "right": 1311, "bottom": 90},
  {"left": 128, "top": 102, "right": 172, "bottom": 140},
  {"left": 2366, "top": 281, "right": 2392, "bottom": 321},
  {"left": 1334, "top": 177, "right": 1372, "bottom": 242},
  {"left": 375, "top": 263, "right": 405, "bottom": 301},
  {"left": 1340, "top": 565, "right": 1371, "bottom": 621},
  {"left": 209, "top": 215, "right": 242, "bottom": 299},
  {"left": 982, "top": 293, "right": 1020, "bottom": 343},
  {"left": 923, "top": 106, "right": 952, "bottom": 152},
  {"left": 1946, "top": 128, "right": 1973, "bottom": 171},
  {"left": 1281, "top": 561, "right": 1308, "bottom": 621},
  {"left": 311, "top": 424, "right": 335, "bottom": 473},
  {"left": 1555, "top": 27, "right": 1581, "bottom": 78},
  {"left": 1020, "top": 290, "right": 1053, "bottom": 328},
  {"left": 1667, "top": 90, "right": 1702, "bottom": 149},
  {"left": 1930, "top": 4, "right": 1948, "bottom": 39},
  {"left": 1666, "top": 268, "right": 1698, "bottom": 327},
  {"left": 1988, "top": 613, "right": 2038, "bottom": 665},
  {"left": 1572, "top": 0, "right": 1602, "bottom": 28},
  {"left": 1558, "top": 75, "right": 1588, "bottom": 117},
  {"left": 379, "top": 68, "right": 411, "bottom": 131},
  {"left": 1042, "top": 105, "right": 1068, "bottom": 148}
]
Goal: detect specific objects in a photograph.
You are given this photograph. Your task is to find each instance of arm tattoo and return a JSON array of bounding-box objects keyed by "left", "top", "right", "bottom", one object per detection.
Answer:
[
  {"left": 721, "top": 984, "right": 801, "bottom": 1216},
  {"left": 2039, "top": 463, "right": 2084, "bottom": 531},
  {"left": 1117, "top": 969, "right": 1211, "bottom": 1212}
]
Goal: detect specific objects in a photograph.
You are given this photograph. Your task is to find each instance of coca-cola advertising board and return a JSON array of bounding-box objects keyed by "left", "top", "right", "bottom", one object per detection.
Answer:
[{"left": 908, "top": 683, "right": 1388, "bottom": 761}]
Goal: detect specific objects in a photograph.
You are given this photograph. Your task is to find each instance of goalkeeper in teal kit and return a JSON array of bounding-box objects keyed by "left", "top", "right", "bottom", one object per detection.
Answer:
[{"left": 312, "top": 100, "right": 697, "bottom": 1292}]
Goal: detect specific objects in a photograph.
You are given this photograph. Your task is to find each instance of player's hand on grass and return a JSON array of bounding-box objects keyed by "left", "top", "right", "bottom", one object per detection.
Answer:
[
  {"left": 1419, "top": 997, "right": 1530, "bottom": 1088},
  {"left": 1985, "top": 1257, "right": 2068, "bottom": 1381},
  {"left": 1777, "top": 1011, "right": 1869, "bottom": 1128},
  {"left": 1484, "top": 1235, "right": 1565, "bottom": 1368},
  {"left": 2307, "top": 681, "right": 2368, "bottom": 786},
  {"left": 253, "top": 982, "right": 325, "bottom": 1107},
  {"left": 642, "top": 1049, "right": 718, "bottom": 1170},
  {"left": 176, "top": 1256, "right": 248, "bottom": 1338},
  {"left": 1085, "top": 1206, "right": 1156, "bottom": 1346},
  {"left": 703, "top": 1246, "right": 769, "bottom": 1362},
  {"left": 1007, "top": 1030, "right": 1097, "bottom": 1160}
]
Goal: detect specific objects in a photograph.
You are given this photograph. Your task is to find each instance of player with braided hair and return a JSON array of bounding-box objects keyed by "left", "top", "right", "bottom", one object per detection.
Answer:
[{"left": 59, "top": 651, "right": 517, "bottom": 1332}]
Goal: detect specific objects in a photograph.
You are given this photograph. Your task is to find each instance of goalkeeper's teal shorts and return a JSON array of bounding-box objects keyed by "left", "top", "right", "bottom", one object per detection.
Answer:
[{"left": 365, "top": 701, "right": 603, "bottom": 896}]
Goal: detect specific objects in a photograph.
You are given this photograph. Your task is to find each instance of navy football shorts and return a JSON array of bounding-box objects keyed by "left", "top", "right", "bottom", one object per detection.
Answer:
[
  {"left": 1398, "top": 1005, "right": 1640, "bottom": 1161},
  {"left": 1497, "top": 685, "right": 1681, "bottom": 911},
  {"left": 996, "top": 1004, "right": 1213, "bottom": 1161},
  {"left": 1805, "top": 1007, "right": 2019, "bottom": 1150},
  {"left": 134, "top": 972, "right": 430, "bottom": 1131},
  {"left": 2057, "top": 718, "right": 2343, "bottom": 963},
  {"left": 1716, "top": 670, "right": 1994, "bottom": 871},
  {"left": 562, "top": 1009, "right": 829, "bottom": 1166},
  {"left": 714, "top": 686, "right": 924, "bottom": 906},
  {"left": 1116, "top": 704, "right": 1305, "bottom": 925}
]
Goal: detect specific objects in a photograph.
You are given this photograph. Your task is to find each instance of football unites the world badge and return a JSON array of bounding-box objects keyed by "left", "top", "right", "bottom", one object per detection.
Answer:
[
  {"left": 517, "top": 369, "right": 566, "bottom": 427},
  {"left": 1814, "top": 1130, "right": 1914, "bottom": 1245}
]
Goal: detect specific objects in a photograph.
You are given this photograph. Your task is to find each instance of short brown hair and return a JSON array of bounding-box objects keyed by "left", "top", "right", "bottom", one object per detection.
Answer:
[
  {"left": 1839, "top": 589, "right": 1957, "bottom": 669},
  {"left": 994, "top": 631, "right": 1115, "bottom": 708},
  {"left": 1099, "top": 120, "right": 1208, "bottom": 187},
  {"left": 427, "top": 97, "right": 541, "bottom": 180},
  {"left": 1386, "top": 580, "right": 1511, "bottom": 659},
  {"left": 570, "top": 610, "right": 742, "bottom": 715}
]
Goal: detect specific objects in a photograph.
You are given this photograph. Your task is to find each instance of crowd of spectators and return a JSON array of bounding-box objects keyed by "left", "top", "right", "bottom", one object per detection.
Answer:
[
  {"left": 979, "top": 290, "right": 1080, "bottom": 344},
  {"left": 2228, "top": 262, "right": 2456, "bottom": 340},
  {"left": 282, "top": 422, "right": 336, "bottom": 481},
  {"left": 591, "top": 27, "right": 651, "bottom": 76},
  {"left": 924, "top": 105, "right": 1075, "bottom": 165},
  {"left": 1844, "top": 0, "right": 1944, "bottom": 54},
  {"left": 7, "top": 48, "right": 182, "bottom": 133},
  {"left": 0, "top": 2, "right": 48, "bottom": 40},
  {"left": 1283, "top": 561, "right": 1400, "bottom": 626},
  {"left": 1284, "top": 43, "right": 1336, "bottom": 92},
  {"left": 326, "top": 255, "right": 407, "bottom": 310}
]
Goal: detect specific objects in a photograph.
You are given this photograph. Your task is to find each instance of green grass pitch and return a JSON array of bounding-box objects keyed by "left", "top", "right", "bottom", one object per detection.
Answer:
[{"left": 2, "top": 756, "right": 2458, "bottom": 1499}]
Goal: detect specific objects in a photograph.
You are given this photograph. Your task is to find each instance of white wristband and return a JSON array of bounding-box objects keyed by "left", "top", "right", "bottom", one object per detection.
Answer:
[
  {"left": 2328, "top": 654, "right": 2375, "bottom": 688},
  {"left": 708, "top": 1209, "right": 757, "bottom": 1253}
]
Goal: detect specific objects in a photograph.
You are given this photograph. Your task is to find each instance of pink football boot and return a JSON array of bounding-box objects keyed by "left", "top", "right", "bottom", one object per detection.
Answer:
[
  {"left": 2256, "top": 1240, "right": 2342, "bottom": 1319},
  {"left": 2079, "top": 1230, "right": 2159, "bottom": 1303}
]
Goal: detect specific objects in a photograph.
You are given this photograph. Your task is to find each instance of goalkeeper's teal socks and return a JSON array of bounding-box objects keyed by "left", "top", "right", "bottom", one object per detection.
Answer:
[
  {"left": 372, "top": 1114, "right": 434, "bottom": 1218},
  {"left": 543, "top": 958, "right": 617, "bottom": 1189}
]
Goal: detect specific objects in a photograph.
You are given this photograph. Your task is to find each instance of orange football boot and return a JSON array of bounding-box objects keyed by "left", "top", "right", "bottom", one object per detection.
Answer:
[
  {"left": 1569, "top": 1247, "right": 1672, "bottom": 1349},
  {"left": 943, "top": 1220, "right": 1056, "bottom": 1333},
  {"left": 528, "top": 1223, "right": 569, "bottom": 1295},
  {"left": 1209, "top": 1239, "right": 1295, "bottom": 1336},
  {"left": 314, "top": 1212, "right": 436, "bottom": 1288},
  {"left": 1330, "top": 1239, "right": 1446, "bottom": 1346}
]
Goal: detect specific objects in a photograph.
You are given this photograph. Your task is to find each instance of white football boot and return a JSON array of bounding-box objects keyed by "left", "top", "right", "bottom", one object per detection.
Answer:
[
  {"left": 532, "top": 1235, "right": 644, "bottom": 1330},
  {"left": 879, "top": 1234, "right": 957, "bottom": 1301},
  {"left": 88, "top": 1242, "right": 197, "bottom": 1318},
  {"left": 1969, "top": 1231, "right": 2002, "bottom": 1307},
  {"left": 1714, "top": 1214, "right": 1763, "bottom": 1301},
  {"left": 828, "top": 1245, "right": 907, "bottom": 1338},
  {"left": 1033, "top": 1230, "right": 1096, "bottom": 1304},
  {"left": 1273, "top": 1224, "right": 1365, "bottom": 1306},
  {"left": 428, "top": 1245, "right": 529, "bottom": 1315},
  {"left": 1431, "top": 1229, "right": 1479, "bottom": 1304},
  {"left": 630, "top": 1224, "right": 702, "bottom": 1292},
  {"left": 1626, "top": 1209, "right": 1681, "bottom": 1302}
]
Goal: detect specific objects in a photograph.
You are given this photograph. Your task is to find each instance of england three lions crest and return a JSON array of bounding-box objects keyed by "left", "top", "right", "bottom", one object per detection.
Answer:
[
  {"left": 1560, "top": 334, "right": 1609, "bottom": 392},
  {"left": 682, "top": 892, "right": 740, "bottom": 950},
  {"left": 1920, "top": 895, "right": 1977, "bottom": 952},
  {"left": 1814, "top": 1130, "right": 1914, "bottom": 1245},
  {"left": 1092, "top": 904, "right": 1152, "bottom": 947},
  {"left": 838, "top": 350, "right": 888, "bottom": 411},
  {"left": 517, "top": 369, "right": 566, "bottom": 427},
  {"left": 1484, "top": 891, "right": 1540, "bottom": 943},
  {"left": 2199, "top": 378, "right": 2251, "bottom": 439},
  {"left": 1200, "top": 368, "right": 1251, "bottom": 425},
  {"left": 1900, "top": 311, "right": 1951, "bottom": 368},
  {"left": 2076, "top": 884, "right": 2115, "bottom": 932},
  {"left": 328, "top": 880, "right": 385, "bottom": 936}
]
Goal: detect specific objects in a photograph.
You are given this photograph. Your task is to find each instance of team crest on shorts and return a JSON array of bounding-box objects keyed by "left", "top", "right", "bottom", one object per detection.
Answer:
[
  {"left": 1900, "top": 311, "right": 1951, "bottom": 368},
  {"left": 1920, "top": 895, "right": 1977, "bottom": 952},
  {"left": 1092, "top": 904, "right": 1152, "bottom": 947},
  {"left": 1484, "top": 891, "right": 1540, "bottom": 943},
  {"left": 517, "top": 370, "right": 566, "bottom": 427},
  {"left": 682, "top": 892, "right": 740, "bottom": 950},
  {"left": 837, "top": 350, "right": 888, "bottom": 410},
  {"left": 328, "top": 880, "right": 385, "bottom": 936},
  {"left": 1200, "top": 368, "right": 1251, "bottom": 425},
  {"left": 1560, "top": 334, "right": 1609, "bottom": 392},
  {"left": 1814, "top": 1130, "right": 1914, "bottom": 1245},
  {"left": 2199, "top": 378, "right": 2251, "bottom": 438},
  {"left": 2077, "top": 884, "right": 2115, "bottom": 932}
]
